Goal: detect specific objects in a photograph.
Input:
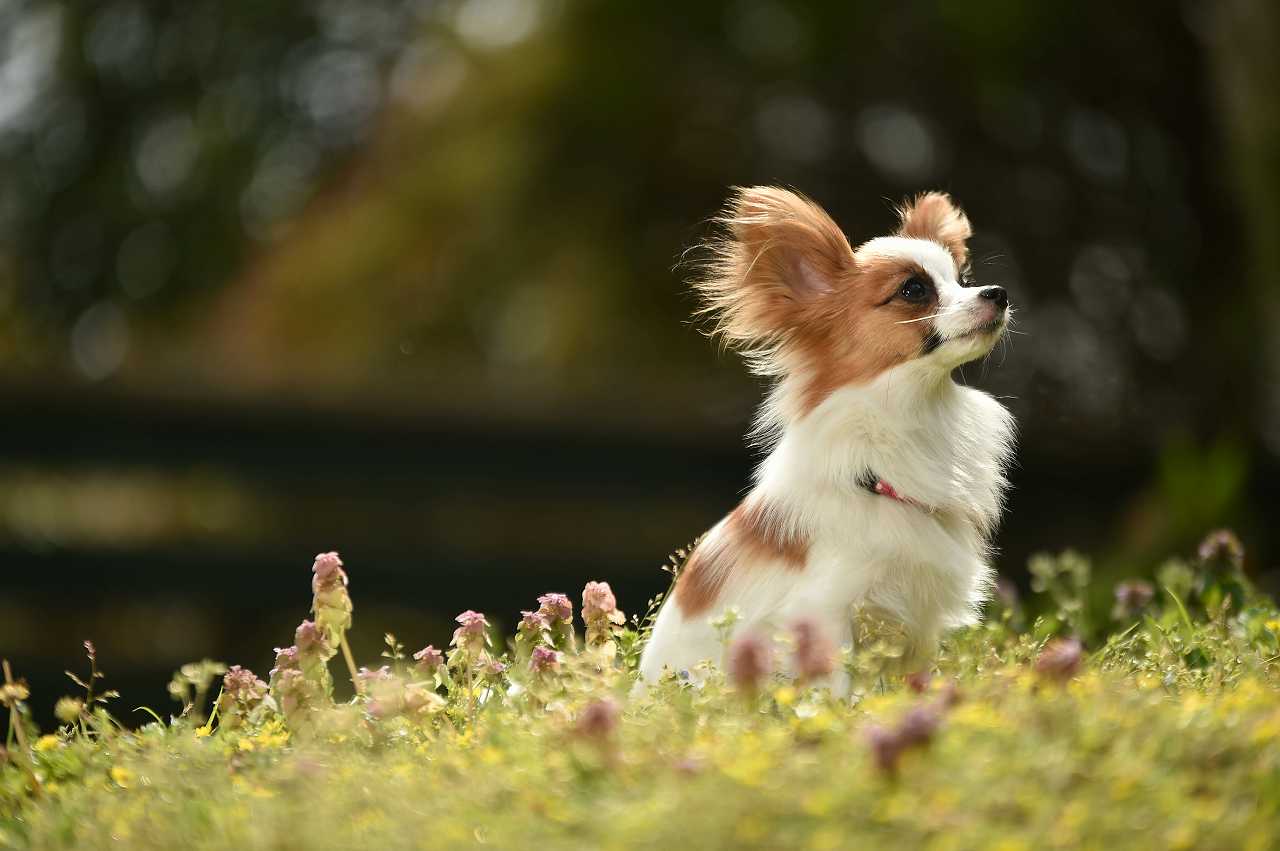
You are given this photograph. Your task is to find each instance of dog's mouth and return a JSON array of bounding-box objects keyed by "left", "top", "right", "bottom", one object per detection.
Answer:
[{"left": 956, "top": 315, "right": 1007, "bottom": 340}]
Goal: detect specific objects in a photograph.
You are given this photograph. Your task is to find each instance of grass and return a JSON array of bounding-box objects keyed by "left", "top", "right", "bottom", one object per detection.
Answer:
[{"left": 3, "top": 533, "right": 1280, "bottom": 850}]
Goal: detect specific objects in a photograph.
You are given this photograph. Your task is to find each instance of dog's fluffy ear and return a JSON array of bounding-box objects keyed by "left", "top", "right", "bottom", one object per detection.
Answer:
[
  {"left": 695, "top": 186, "right": 854, "bottom": 358},
  {"left": 897, "top": 192, "right": 971, "bottom": 271}
]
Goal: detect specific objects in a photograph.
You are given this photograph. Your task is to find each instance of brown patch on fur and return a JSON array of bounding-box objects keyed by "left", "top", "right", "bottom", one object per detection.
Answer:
[
  {"left": 695, "top": 187, "right": 856, "bottom": 361},
  {"left": 795, "top": 252, "right": 937, "bottom": 414},
  {"left": 674, "top": 496, "right": 809, "bottom": 617},
  {"left": 896, "top": 192, "right": 972, "bottom": 270}
]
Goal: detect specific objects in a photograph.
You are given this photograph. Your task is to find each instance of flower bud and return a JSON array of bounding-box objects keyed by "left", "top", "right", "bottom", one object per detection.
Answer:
[
  {"left": 790, "top": 619, "right": 835, "bottom": 684},
  {"left": 1035, "top": 637, "right": 1084, "bottom": 682},
  {"left": 412, "top": 645, "right": 443, "bottom": 676},
  {"left": 530, "top": 646, "right": 561, "bottom": 674},
  {"left": 727, "top": 632, "right": 772, "bottom": 693},
  {"left": 575, "top": 697, "right": 620, "bottom": 740}
]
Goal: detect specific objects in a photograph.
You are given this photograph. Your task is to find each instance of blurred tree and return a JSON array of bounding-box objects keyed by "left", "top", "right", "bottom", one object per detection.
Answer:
[{"left": 0, "top": 0, "right": 415, "bottom": 369}]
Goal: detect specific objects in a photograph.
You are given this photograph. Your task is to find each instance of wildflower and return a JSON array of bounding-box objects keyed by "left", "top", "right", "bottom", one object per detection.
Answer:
[
  {"left": 295, "top": 620, "right": 329, "bottom": 660},
  {"left": 896, "top": 704, "right": 942, "bottom": 748},
  {"left": 110, "top": 766, "right": 133, "bottom": 788},
  {"left": 412, "top": 645, "right": 443, "bottom": 676},
  {"left": 223, "top": 666, "right": 268, "bottom": 704},
  {"left": 905, "top": 670, "right": 932, "bottom": 694},
  {"left": 728, "top": 632, "right": 772, "bottom": 693},
  {"left": 356, "top": 666, "right": 393, "bottom": 690},
  {"left": 311, "top": 552, "right": 353, "bottom": 647},
  {"left": 582, "top": 581, "right": 626, "bottom": 646},
  {"left": 519, "top": 610, "right": 547, "bottom": 634},
  {"left": 1198, "top": 529, "right": 1244, "bottom": 571},
  {"left": 1112, "top": 579, "right": 1155, "bottom": 619},
  {"left": 54, "top": 696, "right": 84, "bottom": 724},
  {"left": 790, "top": 619, "right": 835, "bottom": 684},
  {"left": 529, "top": 646, "right": 561, "bottom": 674},
  {"left": 0, "top": 680, "right": 29, "bottom": 705},
  {"left": 537, "top": 592, "right": 577, "bottom": 647},
  {"left": 537, "top": 593, "right": 573, "bottom": 625},
  {"left": 485, "top": 660, "right": 508, "bottom": 678},
  {"left": 274, "top": 669, "right": 313, "bottom": 721},
  {"left": 451, "top": 611, "right": 490, "bottom": 652},
  {"left": 576, "top": 697, "right": 620, "bottom": 740},
  {"left": 865, "top": 725, "right": 902, "bottom": 775},
  {"left": 35, "top": 735, "right": 59, "bottom": 752},
  {"left": 270, "top": 646, "right": 301, "bottom": 679},
  {"left": 1036, "top": 637, "right": 1084, "bottom": 682}
]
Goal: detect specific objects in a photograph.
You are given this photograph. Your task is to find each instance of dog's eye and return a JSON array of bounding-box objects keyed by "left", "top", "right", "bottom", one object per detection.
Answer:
[{"left": 898, "top": 277, "right": 930, "bottom": 302}]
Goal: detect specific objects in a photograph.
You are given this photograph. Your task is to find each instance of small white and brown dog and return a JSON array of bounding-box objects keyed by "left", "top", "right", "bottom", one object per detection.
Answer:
[{"left": 639, "top": 187, "right": 1015, "bottom": 688}]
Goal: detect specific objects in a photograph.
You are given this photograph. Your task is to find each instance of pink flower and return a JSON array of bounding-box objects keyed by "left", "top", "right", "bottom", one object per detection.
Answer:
[
  {"left": 790, "top": 619, "right": 835, "bottom": 683},
  {"left": 905, "top": 670, "right": 932, "bottom": 694},
  {"left": 727, "top": 632, "right": 772, "bottom": 692},
  {"left": 222, "top": 666, "right": 267, "bottom": 703},
  {"left": 311, "top": 552, "right": 348, "bottom": 593},
  {"left": 294, "top": 620, "right": 327, "bottom": 658},
  {"left": 1036, "top": 637, "right": 1084, "bottom": 682},
  {"left": 412, "top": 645, "right": 443, "bottom": 675},
  {"left": 537, "top": 593, "right": 573, "bottom": 624},
  {"left": 582, "top": 581, "right": 625, "bottom": 645},
  {"left": 519, "top": 610, "right": 548, "bottom": 634},
  {"left": 270, "top": 646, "right": 300, "bottom": 679},
  {"left": 1112, "top": 579, "right": 1155, "bottom": 619},
  {"left": 582, "top": 582, "right": 619, "bottom": 621},
  {"left": 530, "top": 646, "right": 561, "bottom": 674},
  {"left": 865, "top": 725, "right": 902, "bottom": 775},
  {"left": 575, "top": 698, "right": 620, "bottom": 739},
  {"left": 896, "top": 704, "right": 941, "bottom": 748},
  {"left": 451, "top": 610, "right": 489, "bottom": 651},
  {"left": 1198, "top": 529, "right": 1244, "bottom": 571},
  {"left": 356, "top": 666, "right": 393, "bottom": 690},
  {"left": 455, "top": 610, "right": 488, "bottom": 635}
]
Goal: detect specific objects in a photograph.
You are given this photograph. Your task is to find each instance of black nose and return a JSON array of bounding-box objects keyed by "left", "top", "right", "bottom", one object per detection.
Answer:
[{"left": 979, "top": 286, "right": 1008, "bottom": 309}]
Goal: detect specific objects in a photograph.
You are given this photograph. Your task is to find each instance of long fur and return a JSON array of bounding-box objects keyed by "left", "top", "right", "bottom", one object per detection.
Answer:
[{"left": 641, "top": 188, "right": 1016, "bottom": 688}]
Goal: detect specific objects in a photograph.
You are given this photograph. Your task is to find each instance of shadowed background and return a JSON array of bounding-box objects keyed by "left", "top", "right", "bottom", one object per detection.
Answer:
[{"left": 1, "top": 0, "right": 1277, "bottom": 723}]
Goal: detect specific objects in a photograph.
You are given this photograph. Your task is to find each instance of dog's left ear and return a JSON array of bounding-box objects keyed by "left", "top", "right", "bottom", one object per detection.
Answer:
[{"left": 897, "top": 192, "right": 972, "bottom": 271}]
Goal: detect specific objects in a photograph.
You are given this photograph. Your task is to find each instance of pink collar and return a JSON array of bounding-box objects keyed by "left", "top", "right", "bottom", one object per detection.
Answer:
[{"left": 862, "top": 472, "right": 929, "bottom": 512}]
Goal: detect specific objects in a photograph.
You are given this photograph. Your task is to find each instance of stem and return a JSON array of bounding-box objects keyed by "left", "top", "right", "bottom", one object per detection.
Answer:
[
  {"left": 2, "top": 660, "right": 43, "bottom": 799},
  {"left": 340, "top": 636, "right": 363, "bottom": 695}
]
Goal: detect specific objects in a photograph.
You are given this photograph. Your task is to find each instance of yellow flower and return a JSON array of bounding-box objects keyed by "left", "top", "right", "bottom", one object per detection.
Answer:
[
  {"left": 194, "top": 725, "right": 212, "bottom": 738},
  {"left": 110, "top": 766, "right": 134, "bottom": 788},
  {"left": 34, "top": 734, "right": 60, "bottom": 752},
  {"left": 252, "top": 722, "right": 290, "bottom": 749},
  {"left": 773, "top": 686, "right": 797, "bottom": 707}
]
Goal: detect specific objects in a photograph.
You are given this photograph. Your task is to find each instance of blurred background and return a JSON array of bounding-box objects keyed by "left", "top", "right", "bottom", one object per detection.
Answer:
[{"left": 2, "top": 0, "right": 1277, "bottom": 722}]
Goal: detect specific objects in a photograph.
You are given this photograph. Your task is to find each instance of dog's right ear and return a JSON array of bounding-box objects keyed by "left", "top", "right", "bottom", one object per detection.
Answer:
[{"left": 695, "top": 186, "right": 854, "bottom": 357}]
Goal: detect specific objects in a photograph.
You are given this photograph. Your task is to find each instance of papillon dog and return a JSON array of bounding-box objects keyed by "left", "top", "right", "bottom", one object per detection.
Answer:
[{"left": 639, "top": 187, "right": 1015, "bottom": 687}]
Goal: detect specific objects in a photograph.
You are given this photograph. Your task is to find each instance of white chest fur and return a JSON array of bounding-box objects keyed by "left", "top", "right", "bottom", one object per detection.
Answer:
[{"left": 639, "top": 363, "right": 1015, "bottom": 683}]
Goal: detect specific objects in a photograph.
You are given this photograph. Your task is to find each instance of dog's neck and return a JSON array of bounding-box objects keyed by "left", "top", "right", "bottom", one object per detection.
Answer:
[{"left": 750, "top": 361, "right": 1014, "bottom": 534}]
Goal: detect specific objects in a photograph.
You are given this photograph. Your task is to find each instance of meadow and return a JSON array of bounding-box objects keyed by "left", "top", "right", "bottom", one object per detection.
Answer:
[{"left": 3, "top": 532, "right": 1279, "bottom": 850}]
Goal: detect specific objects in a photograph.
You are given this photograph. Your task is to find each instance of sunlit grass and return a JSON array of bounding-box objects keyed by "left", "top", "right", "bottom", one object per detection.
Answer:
[{"left": 3, "top": 533, "right": 1279, "bottom": 850}]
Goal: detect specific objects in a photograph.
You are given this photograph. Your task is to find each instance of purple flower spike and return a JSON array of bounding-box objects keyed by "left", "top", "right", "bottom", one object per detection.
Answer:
[
  {"left": 412, "top": 645, "right": 443, "bottom": 674},
  {"left": 728, "top": 632, "right": 772, "bottom": 692},
  {"left": 530, "top": 646, "right": 561, "bottom": 674},
  {"left": 537, "top": 593, "right": 573, "bottom": 624}
]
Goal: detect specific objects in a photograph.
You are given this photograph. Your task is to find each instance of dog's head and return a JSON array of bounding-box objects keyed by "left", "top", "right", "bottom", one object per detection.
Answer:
[{"left": 696, "top": 187, "right": 1008, "bottom": 414}]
